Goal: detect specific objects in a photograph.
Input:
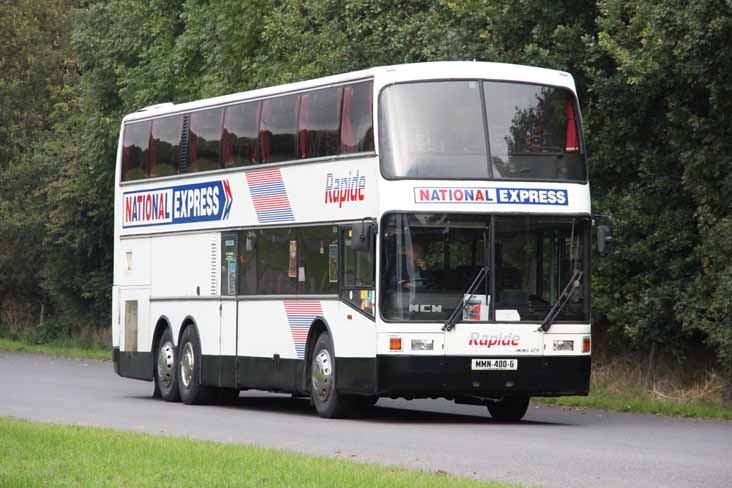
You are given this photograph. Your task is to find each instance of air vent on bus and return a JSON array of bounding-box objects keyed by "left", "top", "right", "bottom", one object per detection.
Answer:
[{"left": 210, "top": 239, "right": 217, "bottom": 296}]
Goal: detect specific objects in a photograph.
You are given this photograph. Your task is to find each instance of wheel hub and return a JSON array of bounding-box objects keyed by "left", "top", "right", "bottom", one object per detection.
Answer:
[
  {"left": 157, "top": 340, "right": 175, "bottom": 389},
  {"left": 180, "top": 342, "right": 194, "bottom": 388},
  {"left": 312, "top": 349, "right": 333, "bottom": 402}
]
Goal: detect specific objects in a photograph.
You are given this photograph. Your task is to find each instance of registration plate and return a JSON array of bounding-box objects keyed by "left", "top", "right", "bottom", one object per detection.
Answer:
[{"left": 471, "top": 358, "right": 518, "bottom": 371}]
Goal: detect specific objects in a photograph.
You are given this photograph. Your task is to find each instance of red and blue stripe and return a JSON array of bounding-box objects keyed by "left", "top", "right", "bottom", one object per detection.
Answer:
[
  {"left": 284, "top": 301, "right": 322, "bottom": 360},
  {"left": 246, "top": 168, "right": 294, "bottom": 223}
]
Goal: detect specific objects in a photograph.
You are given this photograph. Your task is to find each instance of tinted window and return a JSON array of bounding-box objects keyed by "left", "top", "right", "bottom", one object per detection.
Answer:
[
  {"left": 298, "top": 87, "right": 342, "bottom": 159},
  {"left": 298, "top": 226, "right": 339, "bottom": 294},
  {"left": 379, "top": 81, "right": 488, "bottom": 179},
  {"left": 149, "top": 115, "right": 182, "bottom": 177},
  {"left": 260, "top": 95, "right": 299, "bottom": 164},
  {"left": 121, "top": 121, "right": 150, "bottom": 181},
  {"left": 342, "top": 226, "right": 376, "bottom": 316},
  {"left": 238, "top": 230, "right": 258, "bottom": 294},
  {"left": 484, "top": 82, "right": 585, "bottom": 180},
  {"left": 223, "top": 102, "right": 259, "bottom": 167},
  {"left": 255, "top": 228, "right": 298, "bottom": 295},
  {"left": 341, "top": 81, "right": 373, "bottom": 153},
  {"left": 189, "top": 108, "right": 223, "bottom": 172}
]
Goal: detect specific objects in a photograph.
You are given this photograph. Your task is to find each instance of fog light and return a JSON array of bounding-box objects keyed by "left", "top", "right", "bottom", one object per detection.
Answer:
[
  {"left": 582, "top": 336, "right": 591, "bottom": 353},
  {"left": 411, "top": 339, "right": 434, "bottom": 351},
  {"left": 553, "top": 339, "right": 574, "bottom": 352},
  {"left": 389, "top": 337, "right": 402, "bottom": 351}
]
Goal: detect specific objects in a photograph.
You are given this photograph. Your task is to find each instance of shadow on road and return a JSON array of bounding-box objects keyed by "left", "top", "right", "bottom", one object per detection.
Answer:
[{"left": 129, "top": 391, "right": 565, "bottom": 426}]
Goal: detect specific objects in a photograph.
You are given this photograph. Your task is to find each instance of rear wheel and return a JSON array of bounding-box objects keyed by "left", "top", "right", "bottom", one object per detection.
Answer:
[
  {"left": 310, "top": 332, "right": 352, "bottom": 418},
  {"left": 178, "top": 326, "right": 213, "bottom": 405},
  {"left": 487, "top": 396, "right": 530, "bottom": 421},
  {"left": 154, "top": 328, "right": 180, "bottom": 402}
]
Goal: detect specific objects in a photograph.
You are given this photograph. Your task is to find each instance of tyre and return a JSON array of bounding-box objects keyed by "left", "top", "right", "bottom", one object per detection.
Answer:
[
  {"left": 487, "top": 396, "right": 530, "bottom": 421},
  {"left": 154, "top": 328, "right": 180, "bottom": 402},
  {"left": 177, "top": 326, "right": 213, "bottom": 405},
  {"left": 310, "top": 332, "right": 352, "bottom": 418}
]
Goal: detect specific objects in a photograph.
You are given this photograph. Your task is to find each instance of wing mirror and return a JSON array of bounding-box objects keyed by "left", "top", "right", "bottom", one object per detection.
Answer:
[
  {"left": 596, "top": 223, "right": 613, "bottom": 257},
  {"left": 351, "top": 221, "right": 376, "bottom": 253}
]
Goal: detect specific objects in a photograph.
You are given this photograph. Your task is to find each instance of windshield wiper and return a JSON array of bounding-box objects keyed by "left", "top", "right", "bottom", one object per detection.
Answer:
[
  {"left": 442, "top": 266, "right": 489, "bottom": 332},
  {"left": 539, "top": 269, "right": 583, "bottom": 332}
]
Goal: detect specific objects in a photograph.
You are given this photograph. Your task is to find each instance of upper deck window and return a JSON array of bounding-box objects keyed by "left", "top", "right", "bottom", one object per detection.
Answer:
[
  {"left": 189, "top": 108, "right": 224, "bottom": 172},
  {"left": 379, "top": 80, "right": 585, "bottom": 181},
  {"left": 121, "top": 121, "right": 151, "bottom": 181},
  {"left": 485, "top": 82, "right": 585, "bottom": 180},
  {"left": 223, "top": 101, "right": 260, "bottom": 167},
  {"left": 341, "top": 81, "right": 374, "bottom": 153},
  {"left": 149, "top": 115, "right": 183, "bottom": 177},
  {"left": 260, "top": 94, "right": 299, "bottom": 164},
  {"left": 379, "top": 81, "right": 488, "bottom": 179},
  {"left": 298, "top": 87, "right": 342, "bottom": 159}
]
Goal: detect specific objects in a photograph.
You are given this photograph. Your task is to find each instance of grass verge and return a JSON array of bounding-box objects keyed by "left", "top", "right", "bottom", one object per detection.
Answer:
[
  {"left": 538, "top": 357, "right": 732, "bottom": 420},
  {"left": 537, "top": 391, "right": 732, "bottom": 420},
  {"left": 0, "top": 417, "right": 521, "bottom": 488},
  {"left": 0, "top": 337, "right": 109, "bottom": 361}
]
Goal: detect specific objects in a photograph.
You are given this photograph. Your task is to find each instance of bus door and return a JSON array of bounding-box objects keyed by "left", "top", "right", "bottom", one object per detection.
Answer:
[{"left": 219, "top": 232, "right": 239, "bottom": 387}]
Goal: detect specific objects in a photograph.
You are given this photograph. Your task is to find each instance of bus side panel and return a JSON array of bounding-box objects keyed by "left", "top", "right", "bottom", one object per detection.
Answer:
[
  {"left": 116, "top": 286, "right": 152, "bottom": 380},
  {"left": 115, "top": 236, "right": 153, "bottom": 380},
  {"left": 150, "top": 233, "right": 219, "bottom": 298}
]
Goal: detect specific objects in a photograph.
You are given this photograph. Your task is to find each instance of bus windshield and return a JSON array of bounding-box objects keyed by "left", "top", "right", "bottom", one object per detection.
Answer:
[
  {"left": 379, "top": 81, "right": 585, "bottom": 181},
  {"left": 380, "top": 213, "right": 589, "bottom": 322}
]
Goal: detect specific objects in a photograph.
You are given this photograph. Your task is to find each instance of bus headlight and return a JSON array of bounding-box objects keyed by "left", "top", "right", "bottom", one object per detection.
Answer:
[
  {"left": 411, "top": 339, "right": 434, "bottom": 351},
  {"left": 552, "top": 339, "right": 574, "bottom": 352}
]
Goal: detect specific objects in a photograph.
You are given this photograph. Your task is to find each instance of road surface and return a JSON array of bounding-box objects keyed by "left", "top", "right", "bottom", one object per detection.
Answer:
[{"left": 1, "top": 351, "right": 730, "bottom": 488}]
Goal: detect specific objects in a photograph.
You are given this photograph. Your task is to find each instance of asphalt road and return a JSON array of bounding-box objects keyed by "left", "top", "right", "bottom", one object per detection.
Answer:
[{"left": 1, "top": 351, "right": 730, "bottom": 488}]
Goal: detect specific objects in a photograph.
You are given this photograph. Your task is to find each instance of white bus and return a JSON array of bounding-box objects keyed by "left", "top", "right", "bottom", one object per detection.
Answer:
[{"left": 113, "top": 62, "right": 600, "bottom": 420}]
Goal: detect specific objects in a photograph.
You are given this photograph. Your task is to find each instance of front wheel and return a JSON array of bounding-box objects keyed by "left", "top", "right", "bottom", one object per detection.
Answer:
[
  {"left": 487, "top": 396, "right": 530, "bottom": 421},
  {"left": 310, "top": 332, "right": 351, "bottom": 418}
]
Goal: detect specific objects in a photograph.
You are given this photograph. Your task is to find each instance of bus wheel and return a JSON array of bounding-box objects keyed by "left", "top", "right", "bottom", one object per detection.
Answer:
[
  {"left": 310, "top": 332, "right": 351, "bottom": 418},
  {"left": 178, "top": 327, "right": 213, "bottom": 405},
  {"left": 487, "top": 396, "right": 530, "bottom": 421},
  {"left": 155, "top": 328, "right": 180, "bottom": 402}
]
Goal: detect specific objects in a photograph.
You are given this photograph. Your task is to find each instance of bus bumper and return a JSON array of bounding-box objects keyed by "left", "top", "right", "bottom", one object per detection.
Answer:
[{"left": 374, "top": 355, "right": 591, "bottom": 398}]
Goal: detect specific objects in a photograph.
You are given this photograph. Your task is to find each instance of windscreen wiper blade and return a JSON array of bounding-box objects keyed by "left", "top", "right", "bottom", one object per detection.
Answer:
[
  {"left": 539, "top": 269, "right": 583, "bottom": 332},
  {"left": 442, "top": 266, "right": 488, "bottom": 332}
]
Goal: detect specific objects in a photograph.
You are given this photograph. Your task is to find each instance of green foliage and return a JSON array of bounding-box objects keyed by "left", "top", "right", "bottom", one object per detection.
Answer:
[{"left": 1, "top": 0, "right": 732, "bottom": 389}]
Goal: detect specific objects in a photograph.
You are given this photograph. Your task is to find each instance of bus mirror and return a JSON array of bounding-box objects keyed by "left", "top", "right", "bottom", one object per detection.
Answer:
[
  {"left": 597, "top": 224, "right": 613, "bottom": 257},
  {"left": 351, "top": 222, "right": 374, "bottom": 253}
]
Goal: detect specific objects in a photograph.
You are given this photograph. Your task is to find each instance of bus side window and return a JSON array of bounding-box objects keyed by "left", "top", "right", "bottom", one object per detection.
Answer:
[
  {"left": 260, "top": 94, "right": 299, "bottom": 164},
  {"left": 121, "top": 121, "right": 151, "bottom": 181},
  {"left": 149, "top": 115, "right": 183, "bottom": 178},
  {"left": 341, "top": 81, "right": 374, "bottom": 154},
  {"left": 223, "top": 101, "right": 260, "bottom": 167},
  {"left": 189, "top": 108, "right": 224, "bottom": 173},
  {"left": 298, "top": 87, "right": 342, "bottom": 159},
  {"left": 341, "top": 226, "right": 375, "bottom": 317}
]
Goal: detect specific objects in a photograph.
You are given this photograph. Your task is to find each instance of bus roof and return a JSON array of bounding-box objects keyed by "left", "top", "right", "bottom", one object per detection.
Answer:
[{"left": 123, "top": 61, "right": 576, "bottom": 123}]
